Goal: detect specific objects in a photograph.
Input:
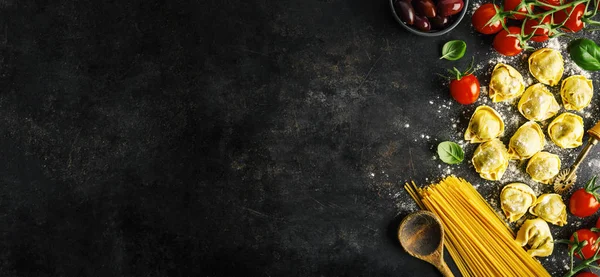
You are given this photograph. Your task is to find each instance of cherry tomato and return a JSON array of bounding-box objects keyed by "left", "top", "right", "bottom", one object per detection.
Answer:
[
  {"left": 596, "top": 217, "right": 600, "bottom": 229},
  {"left": 576, "top": 273, "right": 600, "bottom": 277},
  {"left": 450, "top": 74, "right": 480, "bottom": 105},
  {"left": 493, "top": 26, "right": 523, "bottom": 56},
  {"left": 472, "top": 3, "right": 505, "bottom": 34},
  {"left": 570, "top": 176, "right": 600, "bottom": 218},
  {"left": 553, "top": 3, "right": 585, "bottom": 32},
  {"left": 539, "top": 0, "right": 561, "bottom": 10},
  {"left": 570, "top": 229, "right": 600, "bottom": 260},
  {"left": 504, "top": 0, "right": 532, "bottom": 20},
  {"left": 571, "top": 189, "right": 600, "bottom": 217},
  {"left": 524, "top": 16, "right": 552, "bottom": 42}
]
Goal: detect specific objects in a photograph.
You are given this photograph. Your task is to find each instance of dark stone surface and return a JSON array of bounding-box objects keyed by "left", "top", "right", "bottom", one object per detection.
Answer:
[{"left": 3, "top": 0, "right": 600, "bottom": 276}]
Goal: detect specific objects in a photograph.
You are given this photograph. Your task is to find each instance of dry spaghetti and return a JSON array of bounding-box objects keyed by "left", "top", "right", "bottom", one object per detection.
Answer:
[{"left": 405, "top": 176, "right": 551, "bottom": 277}]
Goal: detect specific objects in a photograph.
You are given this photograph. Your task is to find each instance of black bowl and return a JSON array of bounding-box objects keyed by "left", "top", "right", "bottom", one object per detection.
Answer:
[{"left": 390, "top": 0, "right": 469, "bottom": 36}]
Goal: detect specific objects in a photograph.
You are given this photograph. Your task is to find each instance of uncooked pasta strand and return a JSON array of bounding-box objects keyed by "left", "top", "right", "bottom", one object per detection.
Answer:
[{"left": 405, "top": 176, "right": 550, "bottom": 277}]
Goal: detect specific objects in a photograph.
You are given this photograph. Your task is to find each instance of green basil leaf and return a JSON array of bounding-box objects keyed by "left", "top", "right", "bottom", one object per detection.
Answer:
[
  {"left": 437, "top": 141, "right": 464, "bottom": 164},
  {"left": 569, "top": 38, "right": 600, "bottom": 71},
  {"left": 440, "top": 40, "right": 467, "bottom": 61}
]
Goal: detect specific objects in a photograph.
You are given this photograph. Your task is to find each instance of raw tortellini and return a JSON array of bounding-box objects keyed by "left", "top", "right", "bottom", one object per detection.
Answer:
[
  {"left": 500, "top": 183, "right": 536, "bottom": 222},
  {"left": 528, "top": 48, "right": 564, "bottom": 86},
  {"left": 507, "top": 121, "right": 545, "bottom": 160},
  {"left": 548, "top": 113, "right": 584, "bottom": 149},
  {"left": 489, "top": 63, "right": 525, "bottom": 102},
  {"left": 464, "top": 105, "right": 505, "bottom": 143},
  {"left": 515, "top": 218, "right": 554, "bottom": 257},
  {"left": 472, "top": 139, "right": 509, "bottom": 181},
  {"left": 561, "top": 75, "right": 593, "bottom": 111},
  {"left": 526, "top": 152, "right": 561, "bottom": 184},
  {"left": 529, "top": 193, "right": 567, "bottom": 226},
  {"left": 518, "top": 83, "right": 560, "bottom": 121}
]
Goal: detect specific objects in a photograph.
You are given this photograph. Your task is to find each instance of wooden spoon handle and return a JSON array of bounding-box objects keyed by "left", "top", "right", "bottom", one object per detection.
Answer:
[
  {"left": 435, "top": 261, "right": 454, "bottom": 277},
  {"left": 588, "top": 120, "right": 600, "bottom": 141}
]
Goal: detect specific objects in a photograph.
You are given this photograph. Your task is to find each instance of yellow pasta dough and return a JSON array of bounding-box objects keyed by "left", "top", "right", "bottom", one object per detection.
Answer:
[
  {"left": 464, "top": 105, "right": 505, "bottom": 143},
  {"left": 528, "top": 48, "right": 564, "bottom": 86},
  {"left": 548, "top": 112, "right": 584, "bottom": 149},
  {"left": 518, "top": 83, "right": 560, "bottom": 121},
  {"left": 560, "top": 75, "right": 593, "bottom": 111},
  {"left": 515, "top": 218, "right": 553, "bottom": 257},
  {"left": 472, "top": 139, "right": 509, "bottom": 181},
  {"left": 405, "top": 177, "right": 552, "bottom": 277},
  {"left": 507, "top": 121, "right": 545, "bottom": 160},
  {"left": 489, "top": 63, "right": 525, "bottom": 102},
  {"left": 529, "top": 193, "right": 567, "bottom": 226},
  {"left": 526, "top": 152, "right": 561, "bottom": 184},
  {"left": 500, "top": 183, "right": 536, "bottom": 222}
]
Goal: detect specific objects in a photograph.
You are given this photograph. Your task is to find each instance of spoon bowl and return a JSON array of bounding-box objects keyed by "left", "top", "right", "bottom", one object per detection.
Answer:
[{"left": 398, "top": 211, "right": 454, "bottom": 277}]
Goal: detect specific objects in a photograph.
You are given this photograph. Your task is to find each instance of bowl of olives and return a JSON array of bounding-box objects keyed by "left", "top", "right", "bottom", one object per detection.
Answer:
[{"left": 390, "top": 0, "right": 468, "bottom": 36}]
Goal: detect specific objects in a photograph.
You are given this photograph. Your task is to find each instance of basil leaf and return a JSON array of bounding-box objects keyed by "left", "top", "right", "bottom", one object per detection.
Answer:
[
  {"left": 437, "top": 141, "right": 464, "bottom": 165},
  {"left": 440, "top": 40, "right": 467, "bottom": 61},
  {"left": 569, "top": 38, "right": 600, "bottom": 71}
]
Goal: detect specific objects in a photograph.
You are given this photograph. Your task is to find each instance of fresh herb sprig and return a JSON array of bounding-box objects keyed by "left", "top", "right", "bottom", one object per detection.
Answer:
[
  {"left": 440, "top": 40, "right": 467, "bottom": 60},
  {"left": 437, "top": 141, "right": 464, "bottom": 164},
  {"left": 569, "top": 38, "right": 600, "bottom": 71}
]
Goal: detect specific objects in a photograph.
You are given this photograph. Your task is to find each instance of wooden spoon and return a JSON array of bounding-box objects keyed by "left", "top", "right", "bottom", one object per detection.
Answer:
[{"left": 397, "top": 211, "right": 454, "bottom": 277}]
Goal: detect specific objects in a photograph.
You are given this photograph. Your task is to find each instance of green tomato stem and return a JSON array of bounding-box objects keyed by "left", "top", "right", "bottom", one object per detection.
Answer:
[
  {"left": 558, "top": 232, "right": 600, "bottom": 277},
  {"left": 494, "top": 0, "right": 593, "bottom": 45}
]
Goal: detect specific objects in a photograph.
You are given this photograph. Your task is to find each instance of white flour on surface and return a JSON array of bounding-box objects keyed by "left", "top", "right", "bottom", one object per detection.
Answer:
[
  {"left": 387, "top": 8, "right": 600, "bottom": 273},
  {"left": 470, "top": 2, "right": 482, "bottom": 15},
  {"left": 401, "top": 31, "right": 600, "bottom": 275},
  {"left": 543, "top": 38, "right": 594, "bottom": 79}
]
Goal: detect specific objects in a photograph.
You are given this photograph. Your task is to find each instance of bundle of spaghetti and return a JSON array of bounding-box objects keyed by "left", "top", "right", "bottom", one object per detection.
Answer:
[{"left": 405, "top": 175, "right": 550, "bottom": 277}]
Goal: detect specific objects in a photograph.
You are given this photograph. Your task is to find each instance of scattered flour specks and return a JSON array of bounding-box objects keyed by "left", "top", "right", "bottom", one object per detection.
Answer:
[
  {"left": 588, "top": 158, "right": 600, "bottom": 170},
  {"left": 387, "top": 29, "right": 600, "bottom": 276},
  {"left": 470, "top": 2, "right": 481, "bottom": 15}
]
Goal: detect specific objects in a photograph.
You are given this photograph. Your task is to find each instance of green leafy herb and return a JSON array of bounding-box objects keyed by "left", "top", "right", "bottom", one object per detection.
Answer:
[
  {"left": 437, "top": 141, "right": 464, "bottom": 164},
  {"left": 440, "top": 40, "right": 467, "bottom": 61},
  {"left": 569, "top": 38, "right": 600, "bottom": 71}
]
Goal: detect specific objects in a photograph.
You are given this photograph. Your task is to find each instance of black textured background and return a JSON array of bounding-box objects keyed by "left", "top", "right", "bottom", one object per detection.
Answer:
[{"left": 3, "top": 0, "right": 600, "bottom": 276}]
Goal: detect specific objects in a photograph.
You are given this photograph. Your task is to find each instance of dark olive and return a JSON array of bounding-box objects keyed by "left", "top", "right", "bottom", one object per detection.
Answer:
[
  {"left": 437, "top": 0, "right": 464, "bottom": 17},
  {"left": 429, "top": 15, "right": 450, "bottom": 30},
  {"left": 394, "top": 1, "right": 416, "bottom": 25},
  {"left": 413, "top": 15, "right": 431, "bottom": 32},
  {"left": 414, "top": 0, "right": 436, "bottom": 18}
]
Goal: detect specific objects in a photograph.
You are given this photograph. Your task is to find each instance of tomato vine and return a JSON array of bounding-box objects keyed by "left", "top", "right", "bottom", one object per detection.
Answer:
[{"left": 481, "top": 0, "right": 600, "bottom": 50}]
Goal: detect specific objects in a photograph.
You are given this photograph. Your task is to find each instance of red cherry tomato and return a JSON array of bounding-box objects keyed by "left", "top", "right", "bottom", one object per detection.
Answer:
[
  {"left": 570, "top": 229, "right": 600, "bottom": 260},
  {"left": 570, "top": 177, "right": 600, "bottom": 218},
  {"left": 571, "top": 189, "right": 600, "bottom": 217},
  {"left": 472, "top": 3, "right": 505, "bottom": 34},
  {"left": 450, "top": 74, "right": 480, "bottom": 105},
  {"left": 576, "top": 273, "right": 600, "bottom": 277},
  {"left": 524, "top": 16, "right": 552, "bottom": 42},
  {"left": 493, "top": 26, "right": 523, "bottom": 56},
  {"left": 554, "top": 3, "right": 585, "bottom": 32},
  {"left": 539, "top": 0, "right": 561, "bottom": 10},
  {"left": 503, "top": 0, "right": 532, "bottom": 20},
  {"left": 596, "top": 217, "right": 600, "bottom": 229}
]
